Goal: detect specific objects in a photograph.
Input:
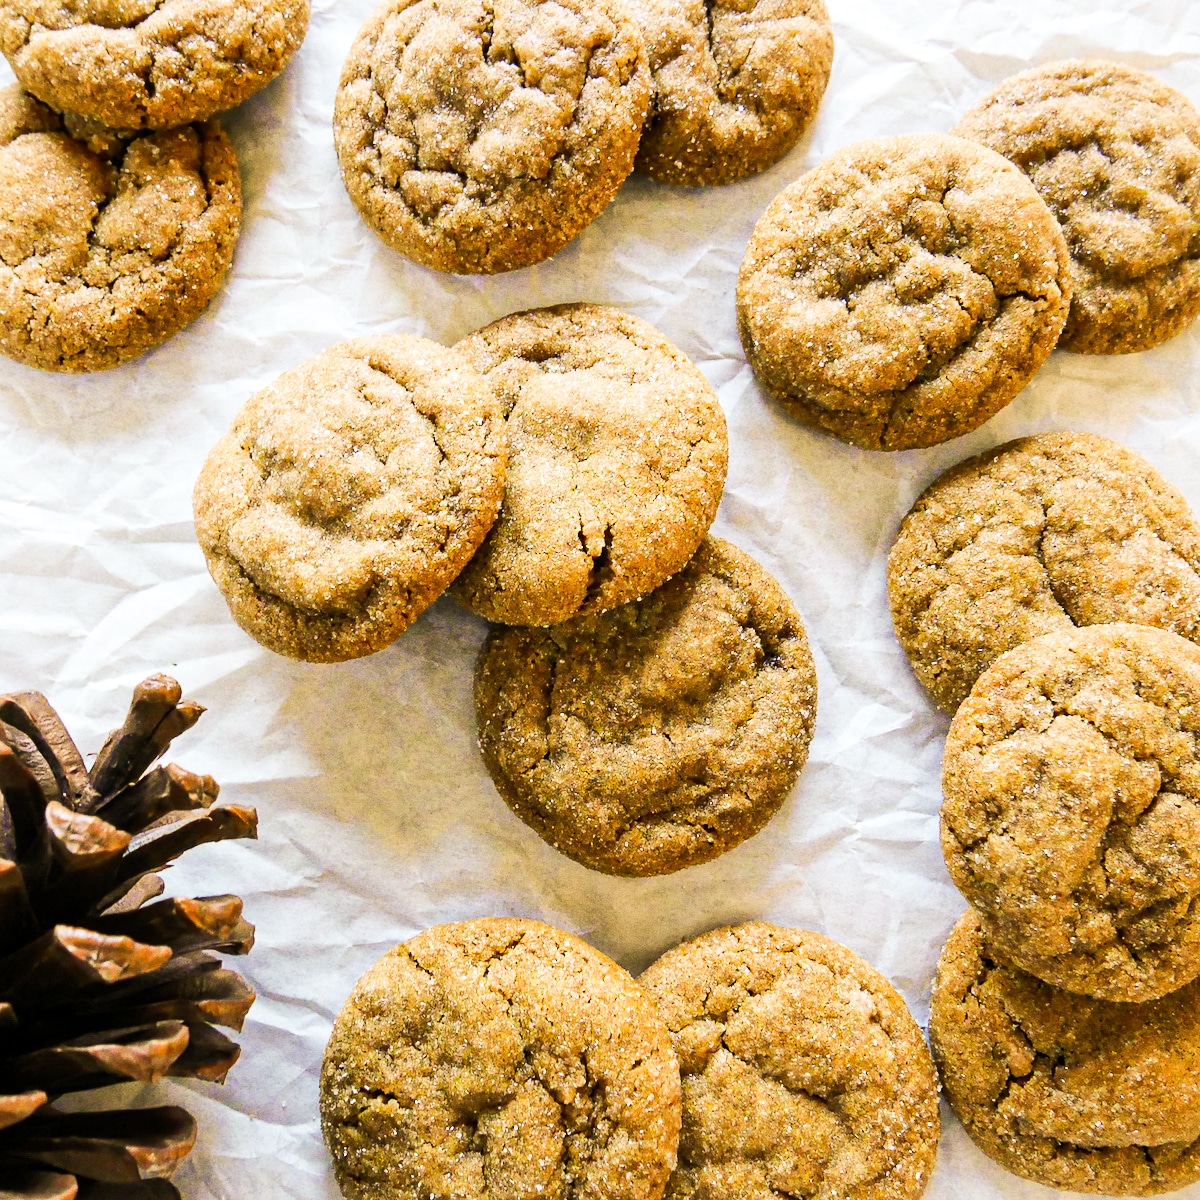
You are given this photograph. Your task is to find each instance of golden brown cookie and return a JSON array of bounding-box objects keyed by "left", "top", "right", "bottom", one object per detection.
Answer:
[
  {"left": 474, "top": 537, "right": 817, "bottom": 876},
  {"left": 452, "top": 303, "right": 728, "bottom": 626},
  {"left": 942, "top": 623, "right": 1200, "bottom": 1003},
  {"left": 640, "top": 923, "right": 940, "bottom": 1200},
  {"left": 630, "top": 0, "right": 832, "bottom": 186},
  {"left": 193, "top": 335, "right": 507, "bottom": 662},
  {"left": 333, "top": 0, "right": 650, "bottom": 275},
  {"left": 953, "top": 60, "right": 1200, "bottom": 355},
  {"left": 931, "top": 909, "right": 1200, "bottom": 1196},
  {"left": 0, "top": 86, "right": 240, "bottom": 373},
  {"left": 736, "top": 133, "right": 1072, "bottom": 450},
  {"left": 0, "top": 0, "right": 310, "bottom": 130},
  {"left": 320, "top": 918, "right": 682, "bottom": 1200},
  {"left": 888, "top": 432, "right": 1200, "bottom": 714}
]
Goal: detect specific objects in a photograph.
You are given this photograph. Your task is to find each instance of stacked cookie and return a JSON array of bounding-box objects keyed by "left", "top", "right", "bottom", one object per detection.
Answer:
[
  {"left": 320, "top": 918, "right": 941, "bottom": 1200},
  {"left": 0, "top": 0, "right": 310, "bottom": 372},
  {"left": 737, "top": 61, "right": 1200, "bottom": 449},
  {"left": 194, "top": 302, "right": 820, "bottom": 875},
  {"left": 333, "top": 0, "right": 835, "bottom": 274},
  {"left": 883, "top": 435, "right": 1200, "bottom": 1191}
]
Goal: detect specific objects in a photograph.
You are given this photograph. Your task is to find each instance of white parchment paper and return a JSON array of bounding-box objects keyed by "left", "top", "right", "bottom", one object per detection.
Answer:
[{"left": 3, "top": 0, "right": 1200, "bottom": 1195}]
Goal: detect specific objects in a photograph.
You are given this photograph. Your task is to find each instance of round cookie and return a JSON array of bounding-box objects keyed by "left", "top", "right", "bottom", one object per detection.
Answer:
[
  {"left": 639, "top": 923, "right": 940, "bottom": 1200},
  {"left": 475, "top": 537, "right": 816, "bottom": 876},
  {"left": 193, "top": 335, "right": 507, "bottom": 662},
  {"left": 953, "top": 60, "right": 1200, "bottom": 355},
  {"left": 888, "top": 431, "right": 1200, "bottom": 714},
  {"left": 452, "top": 303, "right": 728, "bottom": 626},
  {"left": 0, "top": 86, "right": 241, "bottom": 373},
  {"left": 736, "top": 133, "right": 1072, "bottom": 451},
  {"left": 629, "top": 0, "right": 832, "bottom": 186},
  {"left": 0, "top": 0, "right": 310, "bottom": 131},
  {"left": 320, "top": 918, "right": 682, "bottom": 1200},
  {"left": 931, "top": 909, "right": 1200, "bottom": 1195},
  {"left": 942, "top": 622, "right": 1200, "bottom": 1003},
  {"left": 333, "top": 0, "right": 650, "bottom": 275}
]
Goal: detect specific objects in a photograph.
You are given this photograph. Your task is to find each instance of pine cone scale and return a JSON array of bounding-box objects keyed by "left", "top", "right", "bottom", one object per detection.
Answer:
[{"left": 0, "top": 1094, "right": 47, "bottom": 1133}]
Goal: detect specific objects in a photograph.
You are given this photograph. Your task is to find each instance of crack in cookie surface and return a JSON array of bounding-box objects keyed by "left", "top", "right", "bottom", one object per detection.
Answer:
[
  {"left": 736, "top": 133, "right": 1071, "bottom": 450},
  {"left": 628, "top": 0, "right": 832, "bottom": 185},
  {"left": 953, "top": 59, "right": 1200, "bottom": 354},
  {"left": 640, "top": 924, "right": 939, "bottom": 1200},
  {"left": 333, "top": 0, "right": 649, "bottom": 274},
  {"left": 452, "top": 304, "right": 727, "bottom": 626},
  {"left": 887, "top": 432, "right": 1200, "bottom": 713},
  {"left": 0, "top": 0, "right": 310, "bottom": 129},
  {"left": 0, "top": 86, "right": 240, "bottom": 371},
  {"left": 474, "top": 537, "right": 816, "bottom": 876},
  {"left": 942, "top": 623, "right": 1200, "bottom": 1002},
  {"left": 320, "top": 918, "right": 681, "bottom": 1200},
  {"left": 931, "top": 909, "right": 1200, "bottom": 1195}
]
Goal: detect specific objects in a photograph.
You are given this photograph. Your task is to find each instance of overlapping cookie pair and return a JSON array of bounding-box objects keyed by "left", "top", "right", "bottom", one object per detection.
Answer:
[
  {"left": 887, "top": 433, "right": 1200, "bottom": 1192},
  {"left": 0, "top": 1, "right": 310, "bottom": 372},
  {"left": 737, "top": 60, "right": 1200, "bottom": 450},
  {"left": 320, "top": 917, "right": 941, "bottom": 1200},
  {"left": 332, "top": 0, "right": 834, "bottom": 274},
  {"left": 193, "top": 302, "right": 821, "bottom": 878}
]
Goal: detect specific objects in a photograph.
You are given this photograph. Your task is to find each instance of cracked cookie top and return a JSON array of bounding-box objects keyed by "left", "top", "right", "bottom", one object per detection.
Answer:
[
  {"left": 320, "top": 918, "right": 682, "bottom": 1200},
  {"left": 0, "top": 0, "right": 310, "bottom": 130},
  {"left": 930, "top": 909, "right": 1200, "bottom": 1196},
  {"left": 639, "top": 923, "right": 940, "bottom": 1200},
  {"left": 628, "top": 0, "right": 832, "bottom": 186},
  {"left": 333, "top": 0, "right": 650, "bottom": 275},
  {"left": 452, "top": 304, "right": 727, "bottom": 626},
  {"left": 474, "top": 536, "right": 817, "bottom": 876},
  {"left": 953, "top": 60, "right": 1200, "bottom": 356},
  {"left": 942, "top": 623, "right": 1200, "bottom": 1003},
  {"left": 193, "top": 335, "right": 508, "bottom": 662},
  {"left": 888, "top": 432, "right": 1200, "bottom": 714},
  {"left": 736, "top": 133, "right": 1071, "bottom": 450},
  {"left": 0, "top": 85, "right": 240, "bottom": 372}
]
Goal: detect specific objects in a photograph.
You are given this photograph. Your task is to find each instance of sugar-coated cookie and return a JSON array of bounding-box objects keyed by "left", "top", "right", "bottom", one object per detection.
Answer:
[
  {"left": 321, "top": 918, "right": 682, "bottom": 1200},
  {"left": 475, "top": 537, "right": 817, "bottom": 876},
  {"left": 452, "top": 303, "right": 727, "bottom": 625},
  {"left": 0, "top": 87, "right": 240, "bottom": 373},
  {"left": 954, "top": 60, "right": 1200, "bottom": 355},
  {"left": 0, "top": 0, "right": 310, "bottom": 130},
  {"left": 193, "top": 335, "right": 507, "bottom": 662},
  {"left": 932, "top": 909, "right": 1200, "bottom": 1195},
  {"left": 737, "top": 133, "right": 1071, "bottom": 450},
  {"left": 630, "top": 0, "right": 832, "bottom": 186},
  {"left": 888, "top": 432, "right": 1200, "bottom": 713},
  {"left": 640, "top": 923, "right": 940, "bottom": 1200},
  {"left": 943, "top": 623, "right": 1200, "bottom": 1003},
  {"left": 334, "top": 0, "right": 650, "bottom": 275}
]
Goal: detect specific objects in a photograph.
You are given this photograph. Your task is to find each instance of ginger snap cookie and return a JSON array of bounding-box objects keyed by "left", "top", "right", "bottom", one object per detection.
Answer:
[
  {"left": 888, "top": 431, "right": 1200, "bottom": 714},
  {"left": 0, "top": 0, "right": 310, "bottom": 131},
  {"left": 736, "top": 133, "right": 1072, "bottom": 450},
  {"left": 942, "top": 623, "right": 1200, "bottom": 1003},
  {"left": 320, "top": 917, "right": 682, "bottom": 1200},
  {"left": 0, "top": 86, "right": 241, "bottom": 373},
  {"left": 475, "top": 537, "right": 816, "bottom": 876},
  {"left": 193, "top": 335, "right": 507, "bottom": 662},
  {"left": 334, "top": 0, "right": 650, "bottom": 276},
  {"left": 629, "top": 0, "right": 832, "bottom": 186},
  {"left": 931, "top": 909, "right": 1200, "bottom": 1195},
  {"left": 640, "top": 923, "right": 940, "bottom": 1200},
  {"left": 953, "top": 60, "right": 1200, "bottom": 355},
  {"left": 452, "top": 304, "right": 727, "bottom": 626}
]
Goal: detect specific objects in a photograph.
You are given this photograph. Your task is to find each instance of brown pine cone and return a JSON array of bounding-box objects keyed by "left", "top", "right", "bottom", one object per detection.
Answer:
[{"left": 0, "top": 676, "right": 259, "bottom": 1200}]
